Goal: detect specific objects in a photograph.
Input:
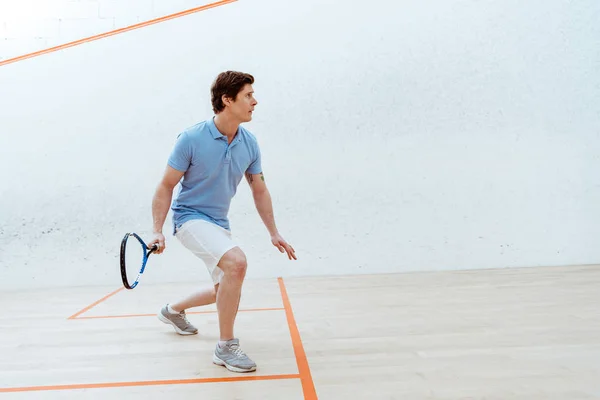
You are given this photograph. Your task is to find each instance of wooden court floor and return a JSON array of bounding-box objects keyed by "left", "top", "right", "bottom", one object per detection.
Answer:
[{"left": 1, "top": 264, "right": 599, "bottom": 399}]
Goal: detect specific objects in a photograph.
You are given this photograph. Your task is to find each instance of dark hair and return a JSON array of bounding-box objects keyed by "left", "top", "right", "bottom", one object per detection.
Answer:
[{"left": 211, "top": 71, "right": 254, "bottom": 113}]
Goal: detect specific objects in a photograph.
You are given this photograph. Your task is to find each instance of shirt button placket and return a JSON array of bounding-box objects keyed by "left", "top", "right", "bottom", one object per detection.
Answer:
[{"left": 224, "top": 138, "right": 231, "bottom": 164}]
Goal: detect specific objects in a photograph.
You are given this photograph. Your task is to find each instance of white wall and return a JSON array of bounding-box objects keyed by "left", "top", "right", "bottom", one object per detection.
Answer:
[
  {"left": 0, "top": 0, "right": 218, "bottom": 61},
  {"left": 1, "top": 0, "right": 599, "bottom": 290}
]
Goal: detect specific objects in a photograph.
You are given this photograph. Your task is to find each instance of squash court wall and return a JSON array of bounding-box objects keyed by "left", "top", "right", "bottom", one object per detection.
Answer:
[{"left": 1, "top": 0, "right": 599, "bottom": 289}]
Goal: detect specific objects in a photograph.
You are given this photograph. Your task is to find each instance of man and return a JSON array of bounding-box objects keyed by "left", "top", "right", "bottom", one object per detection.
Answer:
[{"left": 149, "top": 71, "right": 296, "bottom": 373}]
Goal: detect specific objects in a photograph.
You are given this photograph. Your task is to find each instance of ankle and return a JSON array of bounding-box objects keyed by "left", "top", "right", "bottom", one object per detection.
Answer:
[{"left": 167, "top": 304, "right": 181, "bottom": 314}]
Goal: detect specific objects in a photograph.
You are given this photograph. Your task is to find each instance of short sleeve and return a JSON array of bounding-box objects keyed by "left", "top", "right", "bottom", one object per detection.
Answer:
[
  {"left": 167, "top": 132, "right": 192, "bottom": 172},
  {"left": 247, "top": 141, "right": 262, "bottom": 174}
]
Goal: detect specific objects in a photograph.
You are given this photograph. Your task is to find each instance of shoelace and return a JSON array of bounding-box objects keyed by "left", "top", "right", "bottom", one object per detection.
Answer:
[
  {"left": 229, "top": 344, "right": 247, "bottom": 357},
  {"left": 176, "top": 312, "right": 191, "bottom": 325}
]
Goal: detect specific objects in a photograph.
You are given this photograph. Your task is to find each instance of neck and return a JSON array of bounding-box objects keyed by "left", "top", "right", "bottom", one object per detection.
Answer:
[{"left": 213, "top": 113, "right": 240, "bottom": 142}]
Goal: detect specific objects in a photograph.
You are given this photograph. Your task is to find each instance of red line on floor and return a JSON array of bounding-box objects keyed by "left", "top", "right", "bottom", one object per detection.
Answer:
[
  {"left": 0, "top": 374, "right": 301, "bottom": 393},
  {"left": 278, "top": 277, "right": 318, "bottom": 399},
  {"left": 67, "top": 287, "right": 124, "bottom": 319}
]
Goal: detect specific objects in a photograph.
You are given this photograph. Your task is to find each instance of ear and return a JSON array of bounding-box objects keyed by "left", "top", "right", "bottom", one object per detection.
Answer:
[{"left": 222, "top": 94, "right": 233, "bottom": 107}]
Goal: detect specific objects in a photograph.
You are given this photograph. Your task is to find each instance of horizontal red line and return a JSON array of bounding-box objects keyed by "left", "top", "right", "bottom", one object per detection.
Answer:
[
  {"left": 74, "top": 307, "right": 285, "bottom": 320},
  {"left": 0, "top": 374, "right": 301, "bottom": 393},
  {"left": 0, "top": 0, "right": 237, "bottom": 67}
]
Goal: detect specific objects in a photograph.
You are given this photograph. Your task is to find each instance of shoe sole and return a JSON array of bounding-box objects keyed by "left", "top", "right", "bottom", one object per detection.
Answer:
[
  {"left": 157, "top": 312, "right": 198, "bottom": 335},
  {"left": 212, "top": 353, "right": 257, "bottom": 373}
]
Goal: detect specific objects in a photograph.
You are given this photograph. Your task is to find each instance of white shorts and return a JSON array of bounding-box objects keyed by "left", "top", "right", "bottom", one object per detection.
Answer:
[{"left": 175, "top": 219, "right": 237, "bottom": 285}]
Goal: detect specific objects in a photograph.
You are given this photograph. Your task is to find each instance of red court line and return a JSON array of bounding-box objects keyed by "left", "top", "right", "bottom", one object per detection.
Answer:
[
  {"left": 67, "top": 287, "right": 124, "bottom": 319},
  {"left": 278, "top": 277, "right": 318, "bottom": 400},
  {"left": 0, "top": 374, "right": 301, "bottom": 393},
  {"left": 74, "top": 307, "right": 285, "bottom": 320},
  {"left": 0, "top": 0, "right": 237, "bottom": 68}
]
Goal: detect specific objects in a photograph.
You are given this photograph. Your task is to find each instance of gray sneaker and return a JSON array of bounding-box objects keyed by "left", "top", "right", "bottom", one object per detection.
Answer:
[
  {"left": 212, "top": 339, "right": 257, "bottom": 373},
  {"left": 157, "top": 305, "right": 198, "bottom": 335}
]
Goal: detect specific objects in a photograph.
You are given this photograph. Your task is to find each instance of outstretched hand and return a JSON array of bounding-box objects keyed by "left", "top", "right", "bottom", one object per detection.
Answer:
[{"left": 271, "top": 233, "right": 297, "bottom": 260}]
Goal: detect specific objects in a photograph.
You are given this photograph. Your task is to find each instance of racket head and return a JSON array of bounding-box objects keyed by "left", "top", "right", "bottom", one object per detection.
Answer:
[{"left": 120, "top": 232, "right": 157, "bottom": 289}]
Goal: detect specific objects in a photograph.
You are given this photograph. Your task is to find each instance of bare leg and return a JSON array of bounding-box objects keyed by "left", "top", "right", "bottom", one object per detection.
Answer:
[
  {"left": 170, "top": 285, "right": 218, "bottom": 312},
  {"left": 215, "top": 247, "right": 247, "bottom": 341}
]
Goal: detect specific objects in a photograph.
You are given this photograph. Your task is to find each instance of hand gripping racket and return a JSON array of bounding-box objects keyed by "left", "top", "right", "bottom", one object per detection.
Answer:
[{"left": 120, "top": 232, "right": 159, "bottom": 289}]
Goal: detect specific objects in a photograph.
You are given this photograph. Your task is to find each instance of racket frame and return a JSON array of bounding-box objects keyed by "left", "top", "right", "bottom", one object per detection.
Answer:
[{"left": 120, "top": 232, "right": 158, "bottom": 289}]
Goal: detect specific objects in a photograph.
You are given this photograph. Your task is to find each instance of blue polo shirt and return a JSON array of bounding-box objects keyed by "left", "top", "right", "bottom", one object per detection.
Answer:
[{"left": 167, "top": 117, "right": 262, "bottom": 234}]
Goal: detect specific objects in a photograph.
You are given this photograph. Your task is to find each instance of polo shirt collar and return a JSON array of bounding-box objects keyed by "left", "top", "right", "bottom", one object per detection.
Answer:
[
  {"left": 208, "top": 117, "right": 224, "bottom": 140},
  {"left": 208, "top": 117, "right": 243, "bottom": 142}
]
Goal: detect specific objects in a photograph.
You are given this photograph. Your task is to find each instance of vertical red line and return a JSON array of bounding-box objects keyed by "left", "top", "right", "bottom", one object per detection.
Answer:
[{"left": 278, "top": 277, "right": 318, "bottom": 399}]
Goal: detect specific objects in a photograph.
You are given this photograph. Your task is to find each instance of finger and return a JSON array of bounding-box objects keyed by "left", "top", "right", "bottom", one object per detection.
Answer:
[{"left": 284, "top": 244, "right": 296, "bottom": 260}]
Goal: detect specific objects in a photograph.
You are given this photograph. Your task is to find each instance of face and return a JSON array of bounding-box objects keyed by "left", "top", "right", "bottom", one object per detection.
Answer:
[{"left": 224, "top": 84, "right": 258, "bottom": 123}]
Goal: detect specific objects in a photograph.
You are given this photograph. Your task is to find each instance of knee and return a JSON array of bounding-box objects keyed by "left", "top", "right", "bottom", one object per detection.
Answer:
[
  {"left": 221, "top": 249, "right": 247, "bottom": 281},
  {"left": 230, "top": 255, "right": 247, "bottom": 281}
]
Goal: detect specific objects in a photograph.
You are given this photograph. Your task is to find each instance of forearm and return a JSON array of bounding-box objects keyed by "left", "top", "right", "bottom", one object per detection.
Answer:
[
  {"left": 152, "top": 183, "right": 173, "bottom": 233},
  {"left": 253, "top": 190, "right": 278, "bottom": 236}
]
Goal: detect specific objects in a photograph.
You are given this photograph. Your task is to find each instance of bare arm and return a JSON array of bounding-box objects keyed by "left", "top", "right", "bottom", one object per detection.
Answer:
[
  {"left": 150, "top": 165, "right": 185, "bottom": 253},
  {"left": 246, "top": 172, "right": 278, "bottom": 236},
  {"left": 246, "top": 172, "right": 296, "bottom": 260}
]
